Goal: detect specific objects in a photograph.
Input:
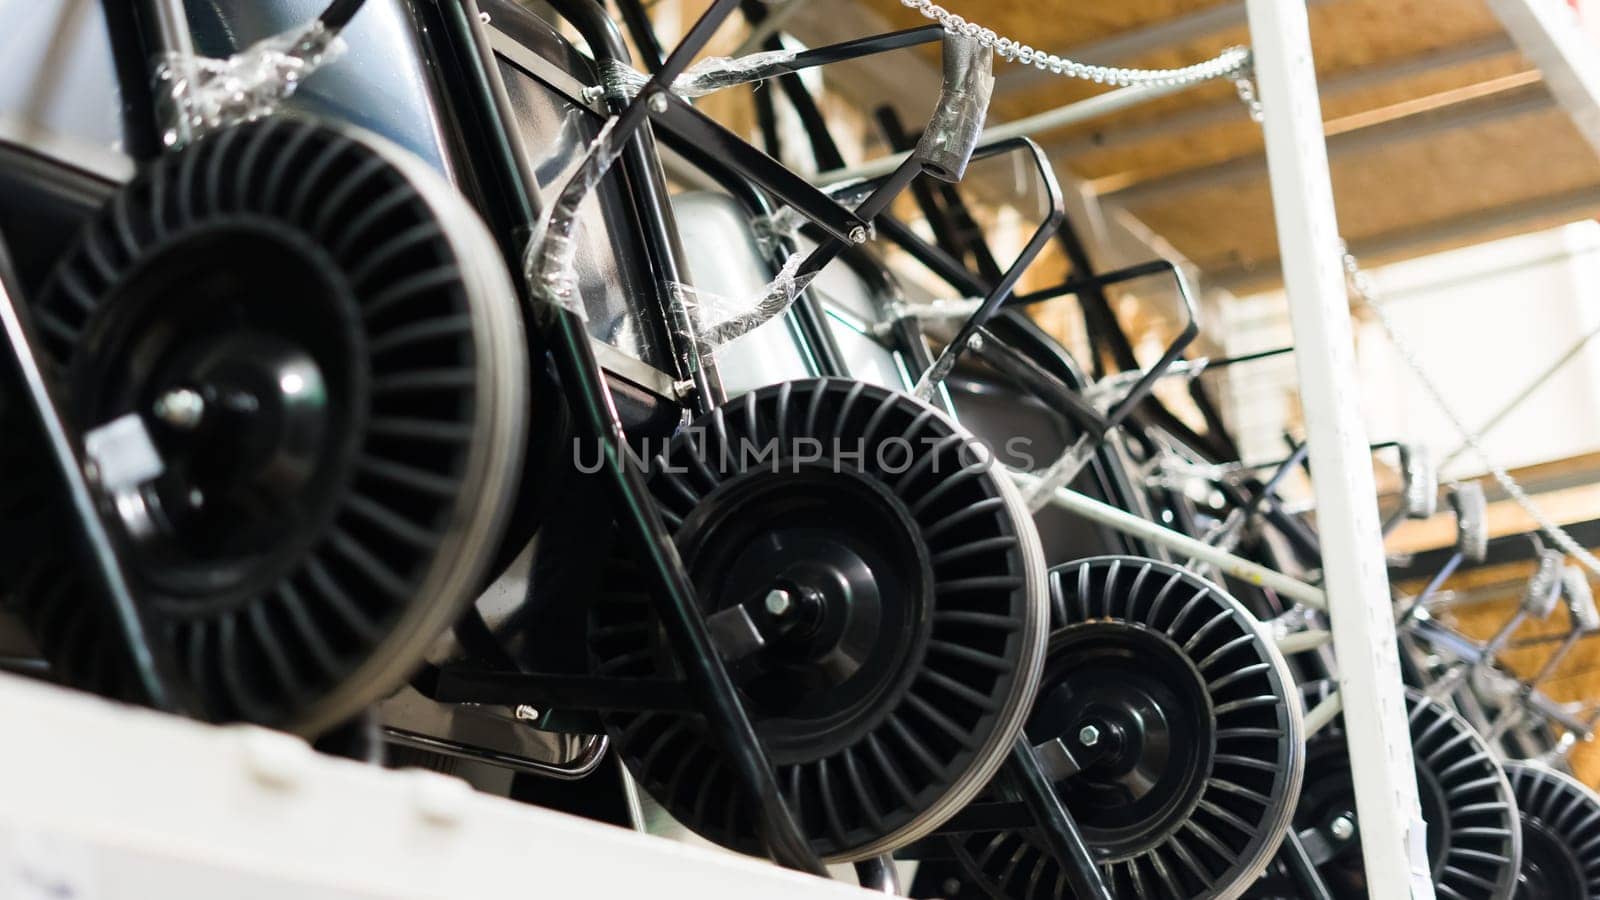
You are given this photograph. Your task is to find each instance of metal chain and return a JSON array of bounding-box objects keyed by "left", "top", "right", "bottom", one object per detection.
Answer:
[
  {"left": 1343, "top": 248, "right": 1600, "bottom": 579},
  {"left": 899, "top": 0, "right": 1252, "bottom": 88},
  {"left": 901, "top": 4, "right": 1585, "bottom": 573}
]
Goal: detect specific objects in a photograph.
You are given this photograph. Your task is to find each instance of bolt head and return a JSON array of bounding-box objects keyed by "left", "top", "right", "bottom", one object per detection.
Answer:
[
  {"left": 1077, "top": 724, "right": 1100, "bottom": 747},
  {"left": 1330, "top": 814, "right": 1355, "bottom": 841},
  {"left": 514, "top": 704, "right": 540, "bottom": 722},
  {"left": 153, "top": 387, "right": 205, "bottom": 429},
  {"left": 848, "top": 225, "right": 869, "bottom": 244},
  {"left": 967, "top": 333, "right": 985, "bottom": 352},
  {"left": 765, "top": 589, "right": 793, "bottom": 617},
  {"left": 648, "top": 92, "right": 670, "bottom": 114}
]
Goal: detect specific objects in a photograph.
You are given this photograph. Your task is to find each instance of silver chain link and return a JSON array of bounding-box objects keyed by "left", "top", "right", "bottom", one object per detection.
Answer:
[
  {"left": 905, "top": 5, "right": 1583, "bottom": 573},
  {"left": 899, "top": 0, "right": 1252, "bottom": 88},
  {"left": 1343, "top": 248, "right": 1600, "bottom": 579}
]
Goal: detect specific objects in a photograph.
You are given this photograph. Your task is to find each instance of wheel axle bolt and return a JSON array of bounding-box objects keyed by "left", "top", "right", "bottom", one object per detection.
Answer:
[
  {"left": 153, "top": 388, "right": 205, "bottom": 430},
  {"left": 1330, "top": 815, "right": 1355, "bottom": 841},
  {"left": 1078, "top": 724, "right": 1101, "bottom": 747},
  {"left": 765, "top": 588, "right": 794, "bottom": 617}
]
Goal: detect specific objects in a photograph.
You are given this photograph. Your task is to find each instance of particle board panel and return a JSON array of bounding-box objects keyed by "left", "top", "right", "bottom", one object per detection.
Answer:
[
  {"left": 1120, "top": 102, "right": 1600, "bottom": 274},
  {"left": 1059, "top": 52, "right": 1533, "bottom": 182},
  {"left": 874, "top": 0, "right": 1507, "bottom": 137},
  {"left": 843, "top": 0, "right": 1600, "bottom": 277}
]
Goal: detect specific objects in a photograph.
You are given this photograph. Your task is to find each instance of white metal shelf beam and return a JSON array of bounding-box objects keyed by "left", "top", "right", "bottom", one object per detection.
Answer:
[
  {"left": 1488, "top": 0, "right": 1600, "bottom": 158},
  {"left": 1244, "top": 1, "right": 1435, "bottom": 898},
  {"left": 0, "top": 673, "right": 871, "bottom": 900}
]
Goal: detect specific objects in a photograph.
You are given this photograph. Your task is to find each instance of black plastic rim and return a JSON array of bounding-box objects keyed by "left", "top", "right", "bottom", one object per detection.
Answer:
[
  {"left": 1295, "top": 683, "right": 1520, "bottom": 900},
  {"left": 9, "top": 117, "right": 527, "bottom": 734},
  {"left": 956, "top": 556, "right": 1303, "bottom": 900},
  {"left": 1505, "top": 761, "right": 1600, "bottom": 899},
  {"left": 589, "top": 378, "right": 1048, "bottom": 861}
]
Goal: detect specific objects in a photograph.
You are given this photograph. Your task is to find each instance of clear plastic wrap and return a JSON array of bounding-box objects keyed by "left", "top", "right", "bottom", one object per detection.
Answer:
[
  {"left": 669, "top": 252, "right": 816, "bottom": 352},
  {"left": 894, "top": 297, "right": 983, "bottom": 321},
  {"left": 154, "top": 19, "right": 346, "bottom": 148},
  {"left": 523, "top": 118, "right": 625, "bottom": 322},
  {"left": 912, "top": 33, "right": 993, "bottom": 183},
  {"left": 585, "top": 49, "right": 800, "bottom": 104},
  {"left": 752, "top": 181, "right": 876, "bottom": 256}
]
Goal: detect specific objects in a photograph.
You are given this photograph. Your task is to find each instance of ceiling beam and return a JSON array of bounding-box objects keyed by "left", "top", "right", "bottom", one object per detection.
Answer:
[
  {"left": 1050, "top": 34, "right": 1519, "bottom": 157},
  {"left": 994, "top": 0, "right": 1335, "bottom": 99},
  {"left": 1097, "top": 78, "right": 1553, "bottom": 206},
  {"left": 1206, "top": 181, "right": 1600, "bottom": 294}
]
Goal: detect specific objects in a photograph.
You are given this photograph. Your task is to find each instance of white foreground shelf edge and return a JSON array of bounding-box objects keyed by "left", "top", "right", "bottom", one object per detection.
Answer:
[
  {"left": 0, "top": 672, "right": 870, "bottom": 900},
  {"left": 1487, "top": 0, "right": 1600, "bottom": 159},
  {"left": 1243, "top": 1, "right": 1435, "bottom": 898}
]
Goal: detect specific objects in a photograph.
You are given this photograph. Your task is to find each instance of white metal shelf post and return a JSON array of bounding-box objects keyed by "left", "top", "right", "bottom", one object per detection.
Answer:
[{"left": 1243, "top": 2, "right": 1436, "bottom": 898}]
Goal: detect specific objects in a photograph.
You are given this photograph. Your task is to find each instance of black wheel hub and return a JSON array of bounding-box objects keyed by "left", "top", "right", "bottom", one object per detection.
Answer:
[
  {"left": 1520, "top": 817, "right": 1587, "bottom": 898},
  {"left": 72, "top": 224, "right": 363, "bottom": 607},
  {"left": 675, "top": 464, "right": 933, "bottom": 761},
  {"left": 1295, "top": 684, "right": 1520, "bottom": 900},
  {"left": 1506, "top": 761, "right": 1600, "bottom": 899},
  {"left": 590, "top": 378, "right": 1047, "bottom": 861},
  {"left": 10, "top": 117, "right": 529, "bottom": 731},
  {"left": 1030, "top": 622, "right": 1213, "bottom": 859},
  {"left": 954, "top": 556, "right": 1304, "bottom": 900}
]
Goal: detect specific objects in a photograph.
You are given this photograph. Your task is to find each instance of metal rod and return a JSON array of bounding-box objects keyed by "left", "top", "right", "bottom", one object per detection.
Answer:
[
  {"left": 814, "top": 77, "right": 1215, "bottom": 185},
  {"left": 786, "top": 25, "right": 944, "bottom": 72},
  {"left": 431, "top": 670, "right": 696, "bottom": 712},
  {"left": 734, "top": 0, "right": 805, "bottom": 56},
  {"left": 0, "top": 245, "right": 175, "bottom": 711},
  {"left": 1033, "top": 481, "right": 1328, "bottom": 611},
  {"left": 853, "top": 856, "right": 900, "bottom": 894},
  {"left": 1010, "top": 258, "right": 1175, "bottom": 306},
  {"left": 1280, "top": 831, "right": 1338, "bottom": 900},
  {"left": 1397, "top": 552, "right": 1463, "bottom": 625},
  {"left": 912, "top": 139, "right": 1065, "bottom": 399},
  {"left": 1006, "top": 740, "right": 1113, "bottom": 900},
  {"left": 454, "top": 0, "right": 822, "bottom": 875}
]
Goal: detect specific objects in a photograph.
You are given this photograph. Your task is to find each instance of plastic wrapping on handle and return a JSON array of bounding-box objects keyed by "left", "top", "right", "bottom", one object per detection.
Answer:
[
  {"left": 912, "top": 32, "right": 993, "bottom": 183},
  {"left": 895, "top": 297, "right": 984, "bottom": 321},
  {"left": 154, "top": 19, "right": 346, "bottom": 148},
  {"left": 523, "top": 117, "right": 625, "bottom": 322},
  {"left": 1562, "top": 565, "right": 1599, "bottom": 632},
  {"left": 1449, "top": 482, "right": 1488, "bottom": 564},
  {"left": 753, "top": 180, "right": 876, "bottom": 252},
  {"left": 1523, "top": 548, "right": 1565, "bottom": 618},
  {"left": 586, "top": 50, "right": 799, "bottom": 103},
  {"left": 1398, "top": 443, "right": 1438, "bottom": 520},
  {"left": 667, "top": 253, "right": 817, "bottom": 352}
]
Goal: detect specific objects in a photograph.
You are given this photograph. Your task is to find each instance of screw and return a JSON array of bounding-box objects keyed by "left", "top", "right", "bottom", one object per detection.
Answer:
[
  {"left": 967, "top": 333, "right": 985, "bottom": 352},
  {"left": 1077, "top": 724, "right": 1100, "bottom": 747},
  {"left": 848, "top": 225, "right": 869, "bottom": 244},
  {"left": 648, "top": 92, "right": 670, "bottom": 114},
  {"left": 1329, "top": 815, "right": 1355, "bottom": 841},
  {"left": 478, "top": 10, "right": 490, "bottom": 23},
  {"left": 153, "top": 388, "right": 205, "bottom": 429},
  {"left": 514, "top": 704, "right": 540, "bottom": 722},
  {"left": 765, "top": 589, "right": 794, "bottom": 617}
]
